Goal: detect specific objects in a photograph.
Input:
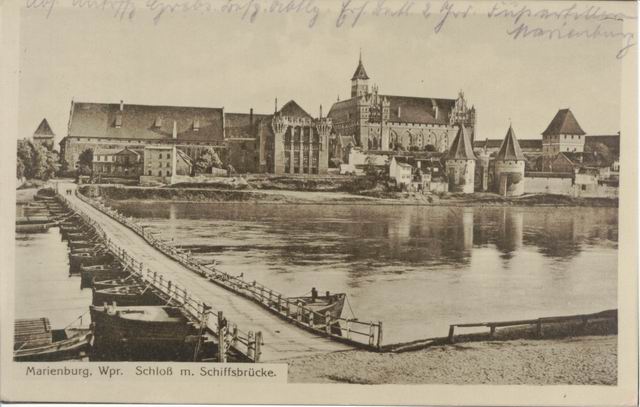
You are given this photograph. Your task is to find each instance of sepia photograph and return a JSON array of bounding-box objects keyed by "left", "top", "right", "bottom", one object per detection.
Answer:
[{"left": 1, "top": 0, "right": 637, "bottom": 405}]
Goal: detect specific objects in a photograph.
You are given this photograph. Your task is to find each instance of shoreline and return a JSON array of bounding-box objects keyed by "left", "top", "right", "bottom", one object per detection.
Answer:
[
  {"left": 285, "top": 335, "right": 617, "bottom": 385},
  {"left": 83, "top": 185, "right": 619, "bottom": 208}
]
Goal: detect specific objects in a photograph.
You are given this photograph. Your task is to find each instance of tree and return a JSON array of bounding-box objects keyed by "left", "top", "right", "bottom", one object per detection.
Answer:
[
  {"left": 17, "top": 139, "right": 33, "bottom": 178},
  {"left": 77, "top": 148, "right": 94, "bottom": 176},
  {"left": 16, "top": 157, "right": 25, "bottom": 179},
  {"left": 194, "top": 148, "right": 223, "bottom": 174},
  {"left": 16, "top": 138, "right": 59, "bottom": 180}
]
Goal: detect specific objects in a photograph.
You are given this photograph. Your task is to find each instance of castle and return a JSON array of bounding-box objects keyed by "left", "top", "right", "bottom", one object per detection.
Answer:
[{"left": 327, "top": 55, "right": 476, "bottom": 155}]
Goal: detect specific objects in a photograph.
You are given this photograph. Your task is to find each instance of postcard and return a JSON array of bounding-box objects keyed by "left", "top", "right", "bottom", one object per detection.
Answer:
[{"left": 1, "top": 0, "right": 637, "bottom": 405}]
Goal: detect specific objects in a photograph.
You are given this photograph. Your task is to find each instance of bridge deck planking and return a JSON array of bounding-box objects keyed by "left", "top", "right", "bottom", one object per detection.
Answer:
[{"left": 61, "top": 182, "right": 350, "bottom": 361}]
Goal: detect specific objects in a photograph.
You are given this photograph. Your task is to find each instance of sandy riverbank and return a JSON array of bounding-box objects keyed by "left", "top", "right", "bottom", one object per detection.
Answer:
[
  {"left": 285, "top": 335, "right": 617, "bottom": 385},
  {"left": 83, "top": 185, "right": 618, "bottom": 207}
]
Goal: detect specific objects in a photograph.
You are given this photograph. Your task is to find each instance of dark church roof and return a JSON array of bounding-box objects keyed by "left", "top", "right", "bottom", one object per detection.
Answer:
[
  {"left": 68, "top": 102, "right": 224, "bottom": 143},
  {"left": 34, "top": 118, "right": 55, "bottom": 138},
  {"left": 386, "top": 96, "right": 455, "bottom": 125},
  {"left": 277, "top": 100, "right": 314, "bottom": 119},
  {"left": 542, "top": 109, "right": 586, "bottom": 136},
  {"left": 351, "top": 58, "right": 369, "bottom": 80},
  {"left": 496, "top": 125, "right": 526, "bottom": 161},
  {"left": 447, "top": 125, "right": 476, "bottom": 160},
  {"left": 224, "top": 112, "right": 273, "bottom": 139},
  {"left": 327, "top": 95, "right": 456, "bottom": 126}
]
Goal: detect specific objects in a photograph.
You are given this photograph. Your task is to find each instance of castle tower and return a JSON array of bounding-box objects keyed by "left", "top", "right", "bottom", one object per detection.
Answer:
[
  {"left": 33, "top": 118, "right": 55, "bottom": 150},
  {"left": 445, "top": 125, "right": 476, "bottom": 194},
  {"left": 449, "top": 91, "right": 476, "bottom": 143},
  {"left": 494, "top": 124, "right": 526, "bottom": 196},
  {"left": 541, "top": 108, "right": 586, "bottom": 156},
  {"left": 351, "top": 53, "right": 369, "bottom": 98}
]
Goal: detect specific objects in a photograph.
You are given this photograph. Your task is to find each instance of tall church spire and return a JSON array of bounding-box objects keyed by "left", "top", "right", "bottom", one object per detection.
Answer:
[{"left": 351, "top": 51, "right": 370, "bottom": 98}]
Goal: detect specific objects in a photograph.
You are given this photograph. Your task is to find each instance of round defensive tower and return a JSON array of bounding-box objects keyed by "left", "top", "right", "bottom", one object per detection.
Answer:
[
  {"left": 494, "top": 125, "right": 526, "bottom": 196},
  {"left": 445, "top": 125, "right": 476, "bottom": 194}
]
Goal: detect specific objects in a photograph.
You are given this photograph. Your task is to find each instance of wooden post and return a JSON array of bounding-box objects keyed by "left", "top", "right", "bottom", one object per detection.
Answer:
[
  {"left": 448, "top": 325, "right": 455, "bottom": 343},
  {"left": 254, "top": 331, "right": 262, "bottom": 363},
  {"left": 308, "top": 309, "right": 314, "bottom": 328},
  {"left": 536, "top": 320, "right": 542, "bottom": 337},
  {"left": 346, "top": 320, "right": 351, "bottom": 339},
  {"left": 369, "top": 323, "right": 374, "bottom": 346},
  {"left": 277, "top": 294, "right": 282, "bottom": 312},
  {"left": 285, "top": 300, "right": 290, "bottom": 318},
  {"left": 325, "top": 312, "right": 331, "bottom": 335},
  {"left": 297, "top": 302, "right": 303, "bottom": 322},
  {"left": 231, "top": 324, "right": 238, "bottom": 349},
  {"left": 217, "top": 311, "right": 226, "bottom": 363},
  {"left": 247, "top": 331, "right": 255, "bottom": 360},
  {"left": 489, "top": 325, "right": 496, "bottom": 338},
  {"left": 376, "top": 321, "right": 383, "bottom": 348}
]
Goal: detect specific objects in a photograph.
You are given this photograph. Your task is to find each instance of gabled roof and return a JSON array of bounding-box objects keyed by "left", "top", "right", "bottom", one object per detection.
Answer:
[
  {"left": 278, "top": 100, "right": 314, "bottom": 119},
  {"left": 558, "top": 151, "right": 611, "bottom": 168},
  {"left": 327, "top": 95, "right": 457, "bottom": 126},
  {"left": 496, "top": 125, "right": 526, "bottom": 161},
  {"left": 68, "top": 102, "right": 224, "bottom": 142},
  {"left": 542, "top": 109, "right": 586, "bottom": 136},
  {"left": 34, "top": 118, "right": 55, "bottom": 137},
  {"left": 224, "top": 112, "right": 273, "bottom": 139},
  {"left": 351, "top": 57, "right": 369, "bottom": 80},
  {"left": 115, "top": 147, "right": 140, "bottom": 157},
  {"left": 176, "top": 149, "right": 193, "bottom": 166},
  {"left": 386, "top": 96, "right": 455, "bottom": 125},
  {"left": 447, "top": 125, "right": 476, "bottom": 160}
]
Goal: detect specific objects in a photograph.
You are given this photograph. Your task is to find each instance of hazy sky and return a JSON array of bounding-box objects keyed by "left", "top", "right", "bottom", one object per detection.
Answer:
[{"left": 18, "top": 1, "right": 628, "bottom": 146}]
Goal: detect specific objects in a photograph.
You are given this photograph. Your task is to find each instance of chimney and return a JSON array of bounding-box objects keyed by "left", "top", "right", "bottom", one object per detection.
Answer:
[
  {"left": 119, "top": 100, "right": 124, "bottom": 111},
  {"left": 172, "top": 121, "right": 177, "bottom": 139},
  {"left": 250, "top": 108, "right": 254, "bottom": 127},
  {"left": 274, "top": 98, "right": 278, "bottom": 113},
  {"left": 319, "top": 104, "right": 323, "bottom": 118}
]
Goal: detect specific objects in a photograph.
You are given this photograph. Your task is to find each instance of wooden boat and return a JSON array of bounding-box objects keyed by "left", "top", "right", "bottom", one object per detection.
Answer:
[
  {"left": 287, "top": 288, "right": 346, "bottom": 329},
  {"left": 33, "top": 195, "right": 56, "bottom": 202},
  {"left": 14, "top": 318, "right": 91, "bottom": 362},
  {"left": 92, "top": 285, "right": 165, "bottom": 306},
  {"left": 90, "top": 305, "right": 202, "bottom": 360},
  {"left": 70, "top": 244, "right": 105, "bottom": 255},
  {"left": 80, "top": 263, "right": 127, "bottom": 287},
  {"left": 69, "top": 251, "right": 114, "bottom": 273},
  {"left": 16, "top": 222, "right": 54, "bottom": 233},
  {"left": 93, "top": 275, "right": 140, "bottom": 290},
  {"left": 68, "top": 239, "right": 100, "bottom": 250}
]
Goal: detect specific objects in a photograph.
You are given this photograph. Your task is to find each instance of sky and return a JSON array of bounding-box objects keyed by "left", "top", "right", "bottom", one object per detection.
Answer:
[{"left": 18, "top": 1, "right": 627, "bottom": 146}]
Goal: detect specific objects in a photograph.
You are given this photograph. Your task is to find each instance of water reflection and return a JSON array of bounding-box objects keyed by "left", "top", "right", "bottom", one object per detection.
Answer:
[
  {"left": 114, "top": 203, "right": 617, "bottom": 266},
  {"left": 110, "top": 201, "right": 618, "bottom": 342}
]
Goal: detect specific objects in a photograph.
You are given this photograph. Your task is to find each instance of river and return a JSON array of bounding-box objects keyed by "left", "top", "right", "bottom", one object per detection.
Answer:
[
  {"left": 104, "top": 202, "right": 618, "bottom": 344},
  {"left": 15, "top": 227, "right": 92, "bottom": 329}
]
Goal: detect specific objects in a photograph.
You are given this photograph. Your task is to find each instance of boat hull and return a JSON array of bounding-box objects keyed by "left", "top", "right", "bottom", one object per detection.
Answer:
[
  {"left": 92, "top": 285, "right": 165, "bottom": 306},
  {"left": 14, "top": 328, "right": 92, "bottom": 362},
  {"left": 89, "top": 305, "right": 201, "bottom": 361}
]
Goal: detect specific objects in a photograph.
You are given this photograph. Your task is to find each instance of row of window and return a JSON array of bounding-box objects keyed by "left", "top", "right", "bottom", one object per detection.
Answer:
[{"left": 147, "top": 170, "right": 172, "bottom": 176}]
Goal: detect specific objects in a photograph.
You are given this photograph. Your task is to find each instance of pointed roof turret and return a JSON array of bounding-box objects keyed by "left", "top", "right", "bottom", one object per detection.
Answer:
[
  {"left": 447, "top": 125, "right": 476, "bottom": 160},
  {"left": 34, "top": 118, "right": 55, "bottom": 137},
  {"left": 542, "top": 108, "right": 586, "bottom": 136},
  {"left": 496, "top": 125, "right": 526, "bottom": 161},
  {"left": 351, "top": 53, "right": 369, "bottom": 80}
]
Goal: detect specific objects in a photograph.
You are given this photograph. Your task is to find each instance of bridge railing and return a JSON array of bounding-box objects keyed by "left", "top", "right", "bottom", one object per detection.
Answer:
[
  {"left": 58, "top": 191, "right": 262, "bottom": 362},
  {"left": 77, "top": 190, "right": 384, "bottom": 350}
]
